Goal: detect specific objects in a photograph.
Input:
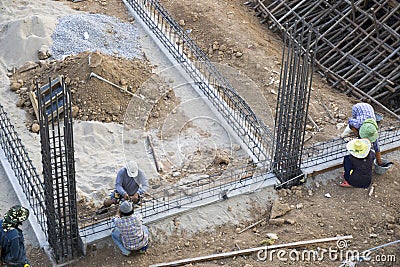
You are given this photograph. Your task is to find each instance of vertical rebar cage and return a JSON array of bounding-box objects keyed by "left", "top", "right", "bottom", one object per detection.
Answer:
[
  {"left": 273, "top": 22, "right": 317, "bottom": 187},
  {"left": 37, "top": 77, "right": 81, "bottom": 263}
]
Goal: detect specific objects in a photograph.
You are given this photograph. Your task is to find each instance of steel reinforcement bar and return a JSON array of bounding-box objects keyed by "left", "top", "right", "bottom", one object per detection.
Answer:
[
  {"left": 125, "top": 0, "right": 274, "bottom": 162},
  {"left": 79, "top": 160, "right": 274, "bottom": 238},
  {"left": 79, "top": 121, "right": 399, "bottom": 239},
  {"left": 273, "top": 21, "right": 317, "bottom": 187},
  {"left": 251, "top": 0, "right": 400, "bottom": 117},
  {"left": 37, "top": 77, "right": 81, "bottom": 263},
  {"left": 0, "top": 104, "right": 47, "bottom": 237},
  {"left": 79, "top": 122, "right": 400, "bottom": 238},
  {"left": 302, "top": 122, "right": 400, "bottom": 171}
]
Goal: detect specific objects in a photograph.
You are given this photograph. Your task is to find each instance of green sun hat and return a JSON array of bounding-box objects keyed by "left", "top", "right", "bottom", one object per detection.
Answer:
[{"left": 359, "top": 118, "right": 379, "bottom": 143}]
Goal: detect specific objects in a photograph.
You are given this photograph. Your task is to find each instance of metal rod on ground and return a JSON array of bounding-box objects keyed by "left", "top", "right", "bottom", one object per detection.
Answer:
[
  {"left": 316, "top": 93, "right": 335, "bottom": 120},
  {"left": 149, "top": 235, "right": 353, "bottom": 267},
  {"left": 307, "top": 114, "right": 320, "bottom": 131},
  {"left": 147, "top": 135, "right": 163, "bottom": 172},
  {"left": 304, "top": 135, "right": 313, "bottom": 143},
  {"left": 238, "top": 217, "right": 267, "bottom": 234},
  {"left": 89, "top": 72, "right": 134, "bottom": 97},
  {"left": 234, "top": 243, "right": 246, "bottom": 259}
]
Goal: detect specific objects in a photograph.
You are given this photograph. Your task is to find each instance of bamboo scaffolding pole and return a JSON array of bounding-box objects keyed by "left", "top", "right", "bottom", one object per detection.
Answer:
[
  {"left": 317, "top": 64, "right": 400, "bottom": 120},
  {"left": 149, "top": 235, "right": 354, "bottom": 267},
  {"left": 254, "top": 0, "right": 399, "bottom": 114},
  {"left": 345, "top": 0, "right": 400, "bottom": 41}
]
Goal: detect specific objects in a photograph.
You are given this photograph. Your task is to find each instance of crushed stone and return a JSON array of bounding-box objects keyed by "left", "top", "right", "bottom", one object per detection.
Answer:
[{"left": 51, "top": 13, "right": 142, "bottom": 60}]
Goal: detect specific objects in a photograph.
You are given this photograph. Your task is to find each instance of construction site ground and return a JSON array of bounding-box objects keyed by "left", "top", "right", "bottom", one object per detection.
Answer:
[{"left": 9, "top": 0, "right": 400, "bottom": 266}]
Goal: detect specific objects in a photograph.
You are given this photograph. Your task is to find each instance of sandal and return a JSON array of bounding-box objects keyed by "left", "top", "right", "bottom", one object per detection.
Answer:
[{"left": 339, "top": 180, "right": 352, "bottom": 188}]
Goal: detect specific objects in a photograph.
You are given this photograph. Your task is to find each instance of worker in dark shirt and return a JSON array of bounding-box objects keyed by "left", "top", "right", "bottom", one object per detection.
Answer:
[
  {"left": 0, "top": 205, "right": 30, "bottom": 267},
  {"left": 97, "top": 161, "right": 149, "bottom": 214},
  {"left": 340, "top": 138, "right": 375, "bottom": 188}
]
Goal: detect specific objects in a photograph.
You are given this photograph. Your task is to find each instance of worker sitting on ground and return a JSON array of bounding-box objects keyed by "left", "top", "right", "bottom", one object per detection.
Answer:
[
  {"left": 0, "top": 205, "right": 31, "bottom": 267},
  {"left": 340, "top": 138, "right": 375, "bottom": 188},
  {"left": 341, "top": 102, "right": 383, "bottom": 165},
  {"left": 97, "top": 160, "right": 149, "bottom": 215},
  {"left": 112, "top": 201, "right": 149, "bottom": 256}
]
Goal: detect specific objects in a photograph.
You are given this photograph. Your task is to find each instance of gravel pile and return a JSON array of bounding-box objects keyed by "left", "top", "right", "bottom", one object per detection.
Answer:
[{"left": 51, "top": 14, "right": 142, "bottom": 60}]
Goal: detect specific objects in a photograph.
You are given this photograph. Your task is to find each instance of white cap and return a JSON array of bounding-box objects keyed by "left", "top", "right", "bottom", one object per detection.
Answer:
[
  {"left": 126, "top": 160, "right": 138, "bottom": 177},
  {"left": 119, "top": 201, "right": 133, "bottom": 214}
]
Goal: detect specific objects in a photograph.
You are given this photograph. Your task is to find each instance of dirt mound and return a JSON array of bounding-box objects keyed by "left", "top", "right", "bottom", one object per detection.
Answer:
[{"left": 10, "top": 51, "right": 153, "bottom": 126}]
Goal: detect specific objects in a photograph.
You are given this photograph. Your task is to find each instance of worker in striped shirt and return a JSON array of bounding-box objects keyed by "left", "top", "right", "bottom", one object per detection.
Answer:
[
  {"left": 341, "top": 102, "right": 383, "bottom": 165},
  {"left": 112, "top": 201, "right": 149, "bottom": 256}
]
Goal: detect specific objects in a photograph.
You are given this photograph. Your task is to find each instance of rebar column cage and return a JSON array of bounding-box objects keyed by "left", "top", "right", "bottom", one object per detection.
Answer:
[
  {"left": 37, "top": 77, "right": 81, "bottom": 263},
  {"left": 273, "top": 22, "right": 317, "bottom": 187}
]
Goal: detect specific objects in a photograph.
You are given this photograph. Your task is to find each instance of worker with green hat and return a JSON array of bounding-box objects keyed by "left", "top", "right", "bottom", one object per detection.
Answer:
[{"left": 341, "top": 102, "right": 383, "bottom": 166}]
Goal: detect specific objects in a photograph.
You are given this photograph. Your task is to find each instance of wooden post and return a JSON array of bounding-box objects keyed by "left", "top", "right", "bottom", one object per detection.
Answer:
[{"left": 147, "top": 135, "right": 163, "bottom": 172}]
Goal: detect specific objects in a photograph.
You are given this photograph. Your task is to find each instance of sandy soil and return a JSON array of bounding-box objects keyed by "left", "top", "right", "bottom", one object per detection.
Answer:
[{"left": 1, "top": 0, "right": 398, "bottom": 266}]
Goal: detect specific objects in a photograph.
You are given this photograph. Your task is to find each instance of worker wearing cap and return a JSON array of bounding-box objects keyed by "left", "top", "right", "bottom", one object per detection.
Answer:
[
  {"left": 112, "top": 201, "right": 149, "bottom": 256},
  {"left": 341, "top": 103, "right": 383, "bottom": 165},
  {"left": 0, "top": 205, "right": 31, "bottom": 267},
  {"left": 97, "top": 161, "right": 149, "bottom": 214}
]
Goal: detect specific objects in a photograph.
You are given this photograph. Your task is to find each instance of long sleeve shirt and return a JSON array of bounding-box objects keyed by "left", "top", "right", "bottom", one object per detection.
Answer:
[
  {"left": 113, "top": 214, "right": 149, "bottom": 250},
  {"left": 115, "top": 167, "right": 149, "bottom": 196},
  {"left": 348, "top": 103, "right": 380, "bottom": 152},
  {"left": 0, "top": 220, "right": 28, "bottom": 265}
]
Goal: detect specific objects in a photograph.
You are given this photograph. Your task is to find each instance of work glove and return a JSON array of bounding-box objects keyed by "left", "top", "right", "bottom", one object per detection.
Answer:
[
  {"left": 130, "top": 193, "right": 140, "bottom": 204},
  {"left": 340, "top": 125, "right": 352, "bottom": 138}
]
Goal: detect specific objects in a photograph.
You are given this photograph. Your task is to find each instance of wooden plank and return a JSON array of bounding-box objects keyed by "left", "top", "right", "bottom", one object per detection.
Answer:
[
  {"left": 38, "top": 77, "right": 60, "bottom": 96},
  {"left": 28, "top": 91, "right": 39, "bottom": 121},
  {"left": 149, "top": 235, "right": 353, "bottom": 267}
]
